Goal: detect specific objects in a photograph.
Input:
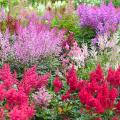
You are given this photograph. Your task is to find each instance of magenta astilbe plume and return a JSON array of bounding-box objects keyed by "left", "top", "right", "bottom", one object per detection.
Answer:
[
  {"left": 77, "top": 3, "right": 120, "bottom": 36},
  {"left": 12, "top": 19, "right": 65, "bottom": 63}
]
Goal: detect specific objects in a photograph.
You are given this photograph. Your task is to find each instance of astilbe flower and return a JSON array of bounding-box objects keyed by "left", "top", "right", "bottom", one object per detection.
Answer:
[
  {"left": 0, "top": 84, "right": 6, "bottom": 101},
  {"left": 90, "top": 64, "right": 104, "bottom": 82},
  {"left": 12, "top": 19, "right": 65, "bottom": 63},
  {"left": 0, "top": 64, "right": 50, "bottom": 119},
  {"left": 33, "top": 87, "right": 52, "bottom": 107},
  {"left": 53, "top": 75, "right": 63, "bottom": 93},
  {"left": 66, "top": 65, "right": 78, "bottom": 91}
]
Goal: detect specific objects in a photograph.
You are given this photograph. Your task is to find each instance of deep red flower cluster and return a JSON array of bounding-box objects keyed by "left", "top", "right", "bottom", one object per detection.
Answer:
[
  {"left": 59, "top": 64, "right": 120, "bottom": 118},
  {"left": 53, "top": 75, "right": 63, "bottom": 93},
  {"left": 0, "top": 64, "right": 50, "bottom": 120},
  {"left": 61, "top": 65, "right": 78, "bottom": 101}
]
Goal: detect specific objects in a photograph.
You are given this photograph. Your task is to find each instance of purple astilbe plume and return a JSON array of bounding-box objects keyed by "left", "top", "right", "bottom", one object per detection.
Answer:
[
  {"left": 77, "top": 2, "right": 120, "bottom": 36},
  {"left": 12, "top": 19, "right": 65, "bottom": 63}
]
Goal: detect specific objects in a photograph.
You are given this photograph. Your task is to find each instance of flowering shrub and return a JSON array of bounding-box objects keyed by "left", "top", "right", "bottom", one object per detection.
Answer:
[{"left": 0, "top": 64, "right": 50, "bottom": 119}]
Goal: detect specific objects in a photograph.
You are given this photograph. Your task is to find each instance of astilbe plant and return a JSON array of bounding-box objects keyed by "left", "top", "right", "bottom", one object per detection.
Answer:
[
  {"left": 0, "top": 18, "right": 65, "bottom": 64},
  {"left": 0, "top": 64, "right": 50, "bottom": 120},
  {"left": 54, "top": 64, "right": 120, "bottom": 119},
  {"left": 77, "top": 2, "right": 120, "bottom": 44}
]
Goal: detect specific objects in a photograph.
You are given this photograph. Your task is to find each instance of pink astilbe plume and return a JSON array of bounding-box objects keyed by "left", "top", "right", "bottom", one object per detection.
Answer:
[
  {"left": 0, "top": 29, "right": 11, "bottom": 61},
  {"left": 0, "top": 64, "right": 50, "bottom": 119},
  {"left": 12, "top": 19, "right": 65, "bottom": 63}
]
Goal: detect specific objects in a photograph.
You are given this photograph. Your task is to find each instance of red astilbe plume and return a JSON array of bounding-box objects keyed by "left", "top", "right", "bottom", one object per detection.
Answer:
[
  {"left": 53, "top": 75, "right": 63, "bottom": 93},
  {"left": 37, "top": 73, "right": 50, "bottom": 88},
  {"left": 78, "top": 88, "right": 93, "bottom": 105},
  {"left": 19, "top": 65, "right": 50, "bottom": 95},
  {"left": 58, "top": 64, "right": 120, "bottom": 118},
  {"left": 107, "top": 67, "right": 120, "bottom": 87},
  {"left": 0, "top": 84, "right": 6, "bottom": 101},
  {"left": 66, "top": 65, "right": 78, "bottom": 91},
  {"left": 87, "top": 97, "right": 104, "bottom": 113},
  {"left": 116, "top": 101, "right": 120, "bottom": 113},
  {"left": 61, "top": 90, "right": 71, "bottom": 101},
  {"left": 90, "top": 64, "right": 104, "bottom": 82},
  {"left": 76, "top": 80, "right": 87, "bottom": 91},
  {"left": 0, "top": 64, "right": 17, "bottom": 88}
]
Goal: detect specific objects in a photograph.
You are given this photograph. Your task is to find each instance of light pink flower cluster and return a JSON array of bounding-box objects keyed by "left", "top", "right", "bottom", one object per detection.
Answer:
[
  {"left": 0, "top": 64, "right": 50, "bottom": 120},
  {"left": 33, "top": 87, "right": 52, "bottom": 107}
]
